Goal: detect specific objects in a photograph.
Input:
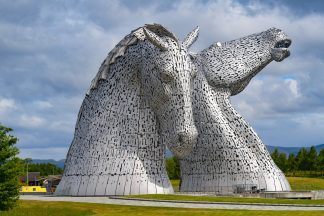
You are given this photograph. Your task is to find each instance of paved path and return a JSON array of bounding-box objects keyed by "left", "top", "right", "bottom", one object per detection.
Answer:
[{"left": 20, "top": 195, "right": 324, "bottom": 211}]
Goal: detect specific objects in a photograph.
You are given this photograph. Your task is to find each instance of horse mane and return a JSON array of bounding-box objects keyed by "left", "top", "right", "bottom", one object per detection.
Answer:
[{"left": 86, "top": 23, "right": 176, "bottom": 95}]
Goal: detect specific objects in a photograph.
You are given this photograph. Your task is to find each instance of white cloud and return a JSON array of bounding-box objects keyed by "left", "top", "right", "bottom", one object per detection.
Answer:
[
  {"left": 285, "top": 79, "right": 300, "bottom": 98},
  {"left": 33, "top": 100, "right": 53, "bottom": 109},
  {"left": 19, "top": 115, "right": 46, "bottom": 128},
  {"left": 19, "top": 147, "right": 68, "bottom": 160},
  {"left": 1, "top": 0, "right": 324, "bottom": 159},
  {"left": 0, "top": 98, "right": 16, "bottom": 112}
]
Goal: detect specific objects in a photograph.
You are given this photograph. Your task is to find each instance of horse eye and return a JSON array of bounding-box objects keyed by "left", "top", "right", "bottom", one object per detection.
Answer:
[
  {"left": 160, "top": 72, "right": 173, "bottom": 83},
  {"left": 191, "top": 69, "right": 197, "bottom": 79},
  {"left": 187, "top": 61, "right": 197, "bottom": 79}
]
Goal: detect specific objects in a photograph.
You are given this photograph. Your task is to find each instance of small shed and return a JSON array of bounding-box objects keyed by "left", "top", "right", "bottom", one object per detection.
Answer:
[{"left": 19, "top": 172, "right": 41, "bottom": 186}]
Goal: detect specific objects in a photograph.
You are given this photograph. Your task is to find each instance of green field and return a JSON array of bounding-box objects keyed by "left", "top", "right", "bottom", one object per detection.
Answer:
[
  {"left": 0, "top": 200, "right": 323, "bottom": 216},
  {"left": 128, "top": 194, "right": 324, "bottom": 205},
  {"left": 288, "top": 177, "right": 324, "bottom": 190},
  {"left": 125, "top": 177, "right": 324, "bottom": 205}
]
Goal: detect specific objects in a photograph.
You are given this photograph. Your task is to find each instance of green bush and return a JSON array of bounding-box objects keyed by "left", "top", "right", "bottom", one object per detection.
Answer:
[
  {"left": 0, "top": 124, "right": 23, "bottom": 211},
  {"left": 166, "top": 157, "right": 180, "bottom": 180}
]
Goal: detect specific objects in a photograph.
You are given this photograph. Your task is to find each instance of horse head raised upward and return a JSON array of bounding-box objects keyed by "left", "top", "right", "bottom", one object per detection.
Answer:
[
  {"left": 180, "top": 28, "right": 292, "bottom": 193},
  {"left": 201, "top": 27, "right": 291, "bottom": 95},
  {"left": 55, "top": 24, "right": 199, "bottom": 196}
]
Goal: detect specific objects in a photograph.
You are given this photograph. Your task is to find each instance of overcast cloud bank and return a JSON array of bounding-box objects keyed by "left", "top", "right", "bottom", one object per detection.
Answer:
[{"left": 0, "top": 0, "right": 323, "bottom": 159}]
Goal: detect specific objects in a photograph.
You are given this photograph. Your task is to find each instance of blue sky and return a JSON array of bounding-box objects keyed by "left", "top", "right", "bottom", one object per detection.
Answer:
[{"left": 1, "top": 0, "right": 324, "bottom": 160}]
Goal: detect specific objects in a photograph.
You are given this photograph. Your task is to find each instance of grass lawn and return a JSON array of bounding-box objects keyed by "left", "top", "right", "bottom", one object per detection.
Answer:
[
  {"left": 288, "top": 177, "right": 324, "bottom": 191},
  {"left": 2, "top": 177, "right": 323, "bottom": 215},
  {"left": 171, "top": 179, "right": 180, "bottom": 192},
  {"left": 0, "top": 200, "right": 323, "bottom": 216},
  {"left": 128, "top": 194, "right": 324, "bottom": 205},
  {"left": 127, "top": 177, "right": 324, "bottom": 205}
]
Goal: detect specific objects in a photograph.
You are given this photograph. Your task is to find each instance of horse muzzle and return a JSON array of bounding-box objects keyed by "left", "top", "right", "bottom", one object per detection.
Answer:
[
  {"left": 271, "top": 38, "right": 291, "bottom": 62},
  {"left": 169, "top": 129, "right": 198, "bottom": 158}
]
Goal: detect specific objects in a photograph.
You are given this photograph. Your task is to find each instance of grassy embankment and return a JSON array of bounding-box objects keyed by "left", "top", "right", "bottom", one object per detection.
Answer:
[{"left": 1, "top": 200, "right": 324, "bottom": 216}]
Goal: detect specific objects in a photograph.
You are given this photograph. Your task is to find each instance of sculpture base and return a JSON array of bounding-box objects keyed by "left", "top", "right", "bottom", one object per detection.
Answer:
[
  {"left": 180, "top": 171, "right": 291, "bottom": 194},
  {"left": 55, "top": 174, "right": 174, "bottom": 196}
]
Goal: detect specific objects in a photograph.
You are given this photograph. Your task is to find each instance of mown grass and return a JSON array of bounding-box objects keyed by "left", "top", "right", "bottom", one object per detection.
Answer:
[
  {"left": 2, "top": 177, "right": 323, "bottom": 215},
  {"left": 128, "top": 194, "right": 324, "bottom": 205},
  {"left": 128, "top": 177, "right": 324, "bottom": 205},
  {"left": 0, "top": 201, "right": 92, "bottom": 216},
  {"left": 171, "top": 179, "right": 180, "bottom": 192},
  {"left": 0, "top": 200, "right": 323, "bottom": 216},
  {"left": 288, "top": 177, "right": 324, "bottom": 191}
]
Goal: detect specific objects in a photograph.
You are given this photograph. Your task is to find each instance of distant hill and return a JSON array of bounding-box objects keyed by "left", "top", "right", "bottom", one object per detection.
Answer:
[
  {"left": 31, "top": 159, "right": 65, "bottom": 168},
  {"left": 266, "top": 144, "right": 324, "bottom": 155}
]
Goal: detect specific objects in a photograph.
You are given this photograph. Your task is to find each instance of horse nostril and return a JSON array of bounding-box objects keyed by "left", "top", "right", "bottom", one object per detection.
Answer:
[
  {"left": 178, "top": 133, "right": 184, "bottom": 143},
  {"left": 176, "top": 130, "right": 198, "bottom": 147},
  {"left": 172, "top": 131, "right": 198, "bottom": 158},
  {"left": 177, "top": 132, "right": 194, "bottom": 144}
]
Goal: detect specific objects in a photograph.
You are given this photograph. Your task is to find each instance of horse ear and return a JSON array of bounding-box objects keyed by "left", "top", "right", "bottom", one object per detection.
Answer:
[
  {"left": 183, "top": 26, "right": 199, "bottom": 49},
  {"left": 143, "top": 27, "right": 168, "bottom": 51}
]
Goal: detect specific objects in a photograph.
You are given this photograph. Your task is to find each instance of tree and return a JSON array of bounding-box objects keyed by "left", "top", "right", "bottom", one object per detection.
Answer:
[
  {"left": 271, "top": 149, "right": 281, "bottom": 166},
  {"left": 278, "top": 153, "right": 287, "bottom": 172},
  {"left": 287, "top": 153, "right": 297, "bottom": 172},
  {"left": 296, "top": 148, "right": 308, "bottom": 171},
  {"left": 271, "top": 148, "right": 279, "bottom": 161},
  {"left": 307, "top": 146, "right": 317, "bottom": 171},
  {"left": 316, "top": 149, "right": 324, "bottom": 172},
  {"left": 0, "top": 124, "right": 23, "bottom": 211},
  {"left": 166, "top": 157, "right": 180, "bottom": 179},
  {"left": 26, "top": 163, "right": 63, "bottom": 176},
  {"left": 271, "top": 148, "right": 287, "bottom": 172}
]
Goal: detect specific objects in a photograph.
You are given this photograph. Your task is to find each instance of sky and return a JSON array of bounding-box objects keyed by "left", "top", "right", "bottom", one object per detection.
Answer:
[{"left": 0, "top": 0, "right": 324, "bottom": 160}]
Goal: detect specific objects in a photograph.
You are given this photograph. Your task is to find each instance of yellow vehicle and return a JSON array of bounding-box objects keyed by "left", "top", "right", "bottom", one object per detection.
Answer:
[{"left": 20, "top": 186, "right": 47, "bottom": 194}]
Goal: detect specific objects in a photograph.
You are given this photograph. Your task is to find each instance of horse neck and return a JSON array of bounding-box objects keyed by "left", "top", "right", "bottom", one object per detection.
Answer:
[
  {"left": 87, "top": 48, "right": 163, "bottom": 159},
  {"left": 192, "top": 67, "right": 231, "bottom": 122},
  {"left": 192, "top": 65, "right": 271, "bottom": 160}
]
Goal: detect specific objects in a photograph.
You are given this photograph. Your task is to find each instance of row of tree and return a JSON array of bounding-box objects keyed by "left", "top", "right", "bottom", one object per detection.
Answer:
[
  {"left": 271, "top": 147, "right": 324, "bottom": 173},
  {"left": 166, "top": 147, "right": 324, "bottom": 179},
  {"left": 21, "top": 159, "right": 63, "bottom": 176}
]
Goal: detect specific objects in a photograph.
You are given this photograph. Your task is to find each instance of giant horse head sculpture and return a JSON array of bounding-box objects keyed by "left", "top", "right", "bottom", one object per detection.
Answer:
[
  {"left": 180, "top": 28, "right": 292, "bottom": 193},
  {"left": 55, "top": 24, "right": 199, "bottom": 196}
]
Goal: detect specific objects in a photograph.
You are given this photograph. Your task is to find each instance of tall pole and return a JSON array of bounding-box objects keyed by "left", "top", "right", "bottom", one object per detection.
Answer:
[
  {"left": 25, "top": 158, "right": 32, "bottom": 186},
  {"left": 26, "top": 162, "right": 29, "bottom": 186}
]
